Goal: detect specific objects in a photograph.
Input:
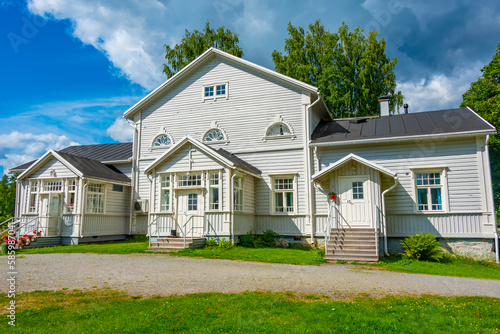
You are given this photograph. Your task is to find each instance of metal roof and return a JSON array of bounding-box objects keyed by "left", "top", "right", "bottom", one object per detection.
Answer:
[
  {"left": 311, "top": 108, "right": 496, "bottom": 145},
  {"left": 213, "top": 148, "right": 261, "bottom": 176}
]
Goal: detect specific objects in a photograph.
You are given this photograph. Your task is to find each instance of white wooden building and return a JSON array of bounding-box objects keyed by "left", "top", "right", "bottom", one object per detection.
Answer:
[{"left": 10, "top": 48, "right": 499, "bottom": 261}]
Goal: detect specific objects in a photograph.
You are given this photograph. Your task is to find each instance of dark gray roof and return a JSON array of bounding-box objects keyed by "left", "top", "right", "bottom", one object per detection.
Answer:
[
  {"left": 311, "top": 108, "right": 496, "bottom": 145},
  {"left": 10, "top": 142, "right": 132, "bottom": 172},
  {"left": 55, "top": 151, "right": 130, "bottom": 183},
  {"left": 213, "top": 148, "right": 261, "bottom": 175},
  {"left": 59, "top": 142, "right": 132, "bottom": 162}
]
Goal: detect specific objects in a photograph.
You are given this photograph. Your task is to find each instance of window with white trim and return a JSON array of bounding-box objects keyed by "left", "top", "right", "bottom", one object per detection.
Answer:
[
  {"left": 209, "top": 172, "right": 220, "bottom": 210},
  {"left": 267, "top": 123, "right": 291, "bottom": 137},
  {"left": 29, "top": 180, "right": 38, "bottom": 213},
  {"left": 152, "top": 134, "right": 173, "bottom": 147},
  {"left": 272, "top": 176, "right": 295, "bottom": 213},
  {"left": 203, "top": 83, "right": 227, "bottom": 100},
  {"left": 233, "top": 176, "right": 243, "bottom": 211},
  {"left": 414, "top": 170, "right": 446, "bottom": 212},
  {"left": 203, "top": 129, "right": 225, "bottom": 142},
  {"left": 160, "top": 175, "right": 171, "bottom": 211},
  {"left": 178, "top": 174, "right": 202, "bottom": 187},
  {"left": 43, "top": 180, "right": 62, "bottom": 192},
  {"left": 86, "top": 182, "right": 105, "bottom": 214},
  {"left": 188, "top": 193, "right": 198, "bottom": 211},
  {"left": 67, "top": 179, "right": 76, "bottom": 213}
]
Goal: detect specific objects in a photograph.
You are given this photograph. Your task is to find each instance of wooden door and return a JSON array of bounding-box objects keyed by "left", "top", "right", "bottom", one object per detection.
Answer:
[
  {"left": 339, "top": 177, "right": 372, "bottom": 228},
  {"left": 48, "top": 194, "right": 61, "bottom": 236},
  {"left": 176, "top": 190, "right": 203, "bottom": 237}
]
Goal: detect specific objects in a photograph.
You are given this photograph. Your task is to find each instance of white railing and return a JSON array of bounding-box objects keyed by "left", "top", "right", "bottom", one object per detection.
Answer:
[
  {"left": 181, "top": 214, "right": 204, "bottom": 248},
  {"left": 148, "top": 213, "right": 176, "bottom": 248},
  {"left": 1, "top": 216, "right": 41, "bottom": 239}
]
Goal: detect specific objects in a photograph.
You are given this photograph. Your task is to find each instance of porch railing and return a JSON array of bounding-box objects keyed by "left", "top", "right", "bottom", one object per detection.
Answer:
[
  {"left": 147, "top": 213, "right": 176, "bottom": 248},
  {"left": 181, "top": 214, "right": 204, "bottom": 248},
  {"left": 0, "top": 216, "right": 41, "bottom": 239}
]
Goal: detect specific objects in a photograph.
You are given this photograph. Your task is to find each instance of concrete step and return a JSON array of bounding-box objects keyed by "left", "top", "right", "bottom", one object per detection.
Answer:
[
  {"left": 149, "top": 237, "right": 206, "bottom": 251},
  {"left": 330, "top": 249, "right": 377, "bottom": 256},
  {"left": 328, "top": 244, "right": 377, "bottom": 251},
  {"left": 330, "top": 228, "right": 376, "bottom": 233},
  {"left": 325, "top": 255, "right": 379, "bottom": 262}
]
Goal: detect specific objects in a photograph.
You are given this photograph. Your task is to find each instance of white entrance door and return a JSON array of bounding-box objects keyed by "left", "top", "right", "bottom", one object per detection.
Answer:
[
  {"left": 176, "top": 190, "right": 203, "bottom": 237},
  {"left": 339, "top": 177, "right": 372, "bottom": 228},
  {"left": 48, "top": 194, "right": 61, "bottom": 236}
]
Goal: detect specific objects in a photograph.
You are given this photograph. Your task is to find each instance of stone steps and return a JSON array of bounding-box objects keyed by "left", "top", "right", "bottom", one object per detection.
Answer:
[
  {"left": 149, "top": 237, "right": 206, "bottom": 251},
  {"left": 326, "top": 228, "right": 378, "bottom": 262}
]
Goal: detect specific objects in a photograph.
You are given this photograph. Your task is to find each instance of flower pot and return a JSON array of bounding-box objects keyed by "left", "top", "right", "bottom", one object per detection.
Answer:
[{"left": 330, "top": 194, "right": 337, "bottom": 200}]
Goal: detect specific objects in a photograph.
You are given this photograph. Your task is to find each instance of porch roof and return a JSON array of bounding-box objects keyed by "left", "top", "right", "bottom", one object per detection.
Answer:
[
  {"left": 312, "top": 153, "right": 396, "bottom": 181},
  {"left": 144, "top": 136, "right": 261, "bottom": 177}
]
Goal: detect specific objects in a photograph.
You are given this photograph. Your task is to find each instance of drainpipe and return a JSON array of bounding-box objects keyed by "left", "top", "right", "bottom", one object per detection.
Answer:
[
  {"left": 127, "top": 120, "right": 138, "bottom": 236},
  {"left": 80, "top": 181, "right": 88, "bottom": 238},
  {"left": 230, "top": 170, "right": 238, "bottom": 243},
  {"left": 146, "top": 173, "right": 153, "bottom": 247},
  {"left": 485, "top": 135, "right": 500, "bottom": 263},
  {"left": 306, "top": 92, "right": 322, "bottom": 244},
  {"left": 381, "top": 177, "right": 398, "bottom": 257}
]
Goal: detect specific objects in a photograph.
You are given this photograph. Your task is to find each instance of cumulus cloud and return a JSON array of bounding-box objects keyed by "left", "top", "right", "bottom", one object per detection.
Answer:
[
  {"left": 0, "top": 131, "right": 80, "bottom": 172},
  {"left": 106, "top": 118, "right": 134, "bottom": 142},
  {"left": 27, "top": 0, "right": 168, "bottom": 90}
]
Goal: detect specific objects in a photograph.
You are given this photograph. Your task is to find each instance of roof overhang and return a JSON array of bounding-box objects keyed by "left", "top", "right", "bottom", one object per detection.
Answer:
[
  {"left": 312, "top": 153, "right": 397, "bottom": 181},
  {"left": 123, "top": 47, "right": 319, "bottom": 120},
  {"left": 17, "top": 150, "right": 83, "bottom": 181}
]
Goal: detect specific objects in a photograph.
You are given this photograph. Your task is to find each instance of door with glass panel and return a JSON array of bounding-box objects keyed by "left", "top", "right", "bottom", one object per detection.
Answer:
[
  {"left": 176, "top": 190, "right": 203, "bottom": 237},
  {"left": 339, "top": 177, "right": 372, "bottom": 228}
]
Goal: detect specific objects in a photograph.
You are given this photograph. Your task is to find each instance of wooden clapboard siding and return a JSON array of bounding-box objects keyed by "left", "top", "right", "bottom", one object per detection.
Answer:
[
  {"left": 234, "top": 212, "right": 254, "bottom": 235},
  {"left": 82, "top": 214, "right": 128, "bottom": 236},
  {"left": 242, "top": 174, "right": 255, "bottom": 214},
  {"left": 316, "top": 138, "right": 483, "bottom": 213},
  {"left": 154, "top": 144, "right": 224, "bottom": 172},
  {"left": 30, "top": 157, "right": 77, "bottom": 179},
  {"left": 113, "top": 163, "right": 132, "bottom": 178},
  {"left": 137, "top": 58, "right": 305, "bottom": 161},
  {"left": 105, "top": 184, "right": 130, "bottom": 215},
  {"left": 255, "top": 215, "right": 307, "bottom": 235}
]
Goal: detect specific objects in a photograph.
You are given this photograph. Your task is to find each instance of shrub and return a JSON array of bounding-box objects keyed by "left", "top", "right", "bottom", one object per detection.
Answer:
[
  {"left": 254, "top": 229, "right": 280, "bottom": 248},
  {"left": 218, "top": 238, "right": 234, "bottom": 249},
  {"left": 401, "top": 232, "right": 444, "bottom": 262},
  {"left": 239, "top": 233, "right": 255, "bottom": 248},
  {"left": 205, "top": 238, "right": 218, "bottom": 248},
  {"left": 1, "top": 242, "right": 7, "bottom": 255}
]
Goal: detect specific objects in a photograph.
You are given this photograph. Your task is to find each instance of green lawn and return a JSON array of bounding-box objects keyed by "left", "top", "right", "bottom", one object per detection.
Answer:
[
  {"left": 171, "top": 246, "right": 327, "bottom": 265},
  {"left": 17, "top": 235, "right": 149, "bottom": 255},
  {"left": 355, "top": 256, "right": 500, "bottom": 280},
  {"left": 1, "top": 289, "right": 498, "bottom": 333}
]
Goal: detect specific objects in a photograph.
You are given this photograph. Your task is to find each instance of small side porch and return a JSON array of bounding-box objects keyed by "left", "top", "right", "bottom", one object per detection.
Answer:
[{"left": 313, "top": 153, "right": 398, "bottom": 262}]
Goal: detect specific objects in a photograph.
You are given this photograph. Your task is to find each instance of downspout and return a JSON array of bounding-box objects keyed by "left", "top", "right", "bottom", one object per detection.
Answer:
[
  {"left": 14, "top": 180, "right": 20, "bottom": 218},
  {"left": 146, "top": 173, "right": 153, "bottom": 247},
  {"left": 127, "top": 120, "right": 138, "bottom": 235},
  {"left": 381, "top": 176, "right": 398, "bottom": 257},
  {"left": 306, "top": 92, "right": 322, "bottom": 244},
  {"left": 230, "top": 170, "right": 238, "bottom": 243},
  {"left": 80, "top": 181, "right": 88, "bottom": 238},
  {"left": 485, "top": 135, "right": 500, "bottom": 263}
]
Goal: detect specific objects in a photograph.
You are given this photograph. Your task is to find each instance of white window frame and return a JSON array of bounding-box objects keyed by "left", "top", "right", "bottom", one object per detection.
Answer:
[
  {"left": 202, "top": 82, "right": 228, "bottom": 101},
  {"left": 412, "top": 168, "right": 449, "bottom": 213},
  {"left": 160, "top": 174, "right": 172, "bottom": 212},
  {"left": 151, "top": 133, "right": 174, "bottom": 149},
  {"left": 28, "top": 180, "right": 39, "bottom": 213},
  {"left": 41, "top": 179, "right": 63, "bottom": 192},
  {"left": 233, "top": 176, "right": 243, "bottom": 212},
  {"left": 86, "top": 182, "right": 106, "bottom": 214},
  {"left": 262, "top": 115, "right": 296, "bottom": 141},
  {"left": 270, "top": 175, "right": 297, "bottom": 215},
  {"left": 177, "top": 173, "right": 203, "bottom": 188},
  {"left": 67, "top": 179, "right": 77, "bottom": 213},
  {"left": 208, "top": 171, "right": 221, "bottom": 211}
]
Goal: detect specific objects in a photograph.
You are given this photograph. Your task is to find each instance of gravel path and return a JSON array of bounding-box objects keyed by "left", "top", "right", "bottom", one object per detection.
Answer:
[{"left": 3, "top": 253, "right": 500, "bottom": 299}]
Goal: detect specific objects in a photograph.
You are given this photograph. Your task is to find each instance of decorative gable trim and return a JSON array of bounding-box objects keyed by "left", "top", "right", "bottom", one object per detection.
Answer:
[{"left": 17, "top": 150, "right": 83, "bottom": 180}]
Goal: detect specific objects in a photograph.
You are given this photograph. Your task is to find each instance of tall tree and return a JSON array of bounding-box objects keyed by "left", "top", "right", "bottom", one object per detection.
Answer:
[
  {"left": 272, "top": 21, "right": 403, "bottom": 118},
  {"left": 460, "top": 42, "right": 500, "bottom": 211},
  {"left": 163, "top": 20, "right": 243, "bottom": 78},
  {"left": 0, "top": 174, "right": 16, "bottom": 222}
]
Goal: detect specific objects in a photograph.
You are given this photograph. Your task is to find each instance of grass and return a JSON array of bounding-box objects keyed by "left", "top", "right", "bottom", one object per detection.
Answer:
[
  {"left": 16, "top": 235, "right": 149, "bottom": 255},
  {"left": 353, "top": 255, "right": 500, "bottom": 280},
  {"left": 1, "top": 289, "right": 499, "bottom": 333},
  {"left": 170, "top": 245, "right": 327, "bottom": 266}
]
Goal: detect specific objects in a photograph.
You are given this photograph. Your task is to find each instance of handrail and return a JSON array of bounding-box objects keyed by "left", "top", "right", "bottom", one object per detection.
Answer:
[
  {"left": 0, "top": 217, "right": 15, "bottom": 236},
  {"left": 1, "top": 217, "right": 40, "bottom": 239},
  {"left": 147, "top": 215, "right": 159, "bottom": 248},
  {"left": 182, "top": 215, "right": 204, "bottom": 248}
]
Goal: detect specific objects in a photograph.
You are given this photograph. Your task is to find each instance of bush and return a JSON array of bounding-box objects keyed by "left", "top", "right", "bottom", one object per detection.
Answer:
[
  {"left": 254, "top": 229, "right": 280, "bottom": 248},
  {"left": 401, "top": 232, "right": 444, "bottom": 262},
  {"left": 1, "top": 242, "right": 7, "bottom": 255},
  {"left": 218, "top": 238, "right": 234, "bottom": 249},
  {"left": 205, "top": 238, "right": 218, "bottom": 248},
  {"left": 239, "top": 233, "right": 255, "bottom": 248}
]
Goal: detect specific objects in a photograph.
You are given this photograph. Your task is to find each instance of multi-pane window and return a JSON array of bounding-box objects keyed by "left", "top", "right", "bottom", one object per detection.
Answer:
[
  {"left": 188, "top": 193, "right": 198, "bottom": 211},
  {"left": 178, "top": 174, "right": 202, "bottom": 187},
  {"left": 216, "top": 84, "right": 225, "bottom": 95},
  {"left": 209, "top": 172, "right": 220, "bottom": 210},
  {"left": 86, "top": 183, "right": 105, "bottom": 214},
  {"left": 415, "top": 171, "right": 443, "bottom": 211},
  {"left": 67, "top": 179, "right": 76, "bottom": 213},
  {"left": 153, "top": 134, "right": 172, "bottom": 147},
  {"left": 273, "top": 177, "right": 295, "bottom": 213},
  {"left": 204, "top": 84, "right": 227, "bottom": 99},
  {"left": 203, "top": 129, "right": 225, "bottom": 142},
  {"left": 29, "top": 180, "right": 38, "bottom": 213},
  {"left": 233, "top": 176, "right": 243, "bottom": 211},
  {"left": 204, "top": 86, "right": 214, "bottom": 97},
  {"left": 160, "top": 175, "right": 171, "bottom": 211},
  {"left": 43, "top": 180, "right": 62, "bottom": 192},
  {"left": 352, "top": 182, "right": 364, "bottom": 200},
  {"left": 267, "top": 123, "right": 291, "bottom": 137}
]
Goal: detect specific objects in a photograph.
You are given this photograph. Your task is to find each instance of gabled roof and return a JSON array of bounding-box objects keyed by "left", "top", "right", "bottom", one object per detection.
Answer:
[
  {"left": 9, "top": 142, "right": 133, "bottom": 173},
  {"left": 144, "top": 136, "right": 261, "bottom": 177},
  {"left": 312, "top": 153, "right": 396, "bottom": 181},
  {"left": 17, "top": 150, "right": 130, "bottom": 184},
  {"left": 311, "top": 107, "right": 496, "bottom": 146},
  {"left": 123, "top": 47, "right": 319, "bottom": 120}
]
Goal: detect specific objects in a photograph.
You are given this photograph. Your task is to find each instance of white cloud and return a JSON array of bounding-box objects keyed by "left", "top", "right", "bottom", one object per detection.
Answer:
[
  {"left": 396, "top": 62, "right": 483, "bottom": 112},
  {"left": 106, "top": 118, "right": 134, "bottom": 142},
  {"left": 27, "top": 0, "right": 168, "bottom": 90}
]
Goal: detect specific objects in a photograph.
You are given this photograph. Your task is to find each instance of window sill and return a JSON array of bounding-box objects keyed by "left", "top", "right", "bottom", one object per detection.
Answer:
[
  {"left": 271, "top": 212, "right": 296, "bottom": 216},
  {"left": 203, "top": 140, "right": 229, "bottom": 145},
  {"left": 262, "top": 135, "right": 296, "bottom": 142}
]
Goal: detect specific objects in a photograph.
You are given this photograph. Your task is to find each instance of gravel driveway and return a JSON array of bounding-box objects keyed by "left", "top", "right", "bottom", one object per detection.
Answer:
[{"left": 3, "top": 253, "right": 500, "bottom": 299}]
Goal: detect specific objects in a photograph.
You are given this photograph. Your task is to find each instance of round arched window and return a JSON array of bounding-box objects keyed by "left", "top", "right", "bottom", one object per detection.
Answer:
[
  {"left": 152, "top": 134, "right": 172, "bottom": 147},
  {"left": 266, "top": 123, "right": 291, "bottom": 136},
  {"left": 203, "top": 129, "right": 225, "bottom": 142}
]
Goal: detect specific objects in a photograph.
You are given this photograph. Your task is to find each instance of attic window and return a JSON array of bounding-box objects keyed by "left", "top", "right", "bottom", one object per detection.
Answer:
[
  {"left": 203, "top": 83, "right": 228, "bottom": 101},
  {"left": 204, "top": 129, "right": 225, "bottom": 142},
  {"left": 152, "top": 134, "right": 173, "bottom": 148},
  {"left": 263, "top": 116, "right": 296, "bottom": 141}
]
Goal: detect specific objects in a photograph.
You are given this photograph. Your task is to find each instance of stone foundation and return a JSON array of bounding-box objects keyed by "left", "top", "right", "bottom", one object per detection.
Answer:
[{"left": 386, "top": 237, "right": 496, "bottom": 261}]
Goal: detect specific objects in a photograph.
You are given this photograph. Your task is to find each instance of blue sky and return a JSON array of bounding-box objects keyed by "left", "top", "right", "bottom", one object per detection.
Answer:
[{"left": 1, "top": 0, "right": 500, "bottom": 175}]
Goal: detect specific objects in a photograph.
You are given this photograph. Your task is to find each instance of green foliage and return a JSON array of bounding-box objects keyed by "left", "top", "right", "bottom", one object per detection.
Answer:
[
  {"left": 163, "top": 20, "right": 243, "bottom": 78},
  {"left": 0, "top": 241, "right": 7, "bottom": 255},
  {"left": 0, "top": 174, "right": 16, "bottom": 223},
  {"left": 336, "top": 259, "right": 348, "bottom": 264},
  {"left": 461, "top": 42, "right": 500, "bottom": 210},
  {"left": 217, "top": 238, "right": 234, "bottom": 249},
  {"left": 2, "top": 290, "right": 499, "bottom": 333},
  {"left": 272, "top": 20, "right": 403, "bottom": 118},
  {"left": 253, "top": 229, "right": 280, "bottom": 248},
  {"left": 238, "top": 233, "right": 255, "bottom": 248},
  {"left": 205, "top": 238, "right": 218, "bottom": 248},
  {"left": 400, "top": 232, "right": 444, "bottom": 262}
]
